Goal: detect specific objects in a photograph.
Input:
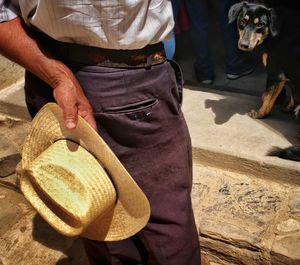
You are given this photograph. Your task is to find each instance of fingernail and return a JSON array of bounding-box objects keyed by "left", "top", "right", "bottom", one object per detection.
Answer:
[{"left": 66, "top": 121, "right": 76, "bottom": 129}]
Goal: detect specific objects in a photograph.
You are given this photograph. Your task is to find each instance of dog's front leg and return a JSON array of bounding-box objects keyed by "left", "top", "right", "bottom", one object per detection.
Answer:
[
  {"left": 248, "top": 80, "right": 286, "bottom": 118},
  {"left": 282, "top": 86, "right": 298, "bottom": 112}
]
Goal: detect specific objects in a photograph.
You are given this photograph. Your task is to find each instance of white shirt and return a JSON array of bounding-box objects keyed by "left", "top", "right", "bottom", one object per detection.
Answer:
[{"left": 0, "top": 0, "right": 174, "bottom": 50}]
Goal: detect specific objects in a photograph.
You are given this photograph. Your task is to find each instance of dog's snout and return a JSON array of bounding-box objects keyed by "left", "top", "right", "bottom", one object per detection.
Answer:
[
  {"left": 239, "top": 40, "right": 249, "bottom": 49},
  {"left": 238, "top": 41, "right": 251, "bottom": 51}
]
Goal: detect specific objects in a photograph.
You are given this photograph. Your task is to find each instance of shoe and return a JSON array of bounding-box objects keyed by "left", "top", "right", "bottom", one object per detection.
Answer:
[
  {"left": 194, "top": 63, "right": 214, "bottom": 85},
  {"left": 195, "top": 73, "right": 214, "bottom": 85},
  {"left": 226, "top": 67, "right": 254, "bottom": 80},
  {"left": 200, "top": 79, "right": 213, "bottom": 85},
  {"left": 201, "top": 253, "right": 210, "bottom": 265},
  {"left": 195, "top": 72, "right": 214, "bottom": 85}
]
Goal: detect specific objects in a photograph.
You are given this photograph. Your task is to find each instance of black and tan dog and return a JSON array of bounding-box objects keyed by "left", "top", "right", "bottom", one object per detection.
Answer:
[{"left": 228, "top": 1, "right": 300, "bottom": 161}]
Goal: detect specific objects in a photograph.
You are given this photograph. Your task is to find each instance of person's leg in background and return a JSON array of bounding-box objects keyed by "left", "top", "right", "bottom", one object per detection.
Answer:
[
  {"left": 216, "top": 0, "right": 256, "bottom": 79},
  {"left": 185, "top": 0, "right": 214, "bottom": 84},
  {"left": 171, "top": 0, "right": 181, "bottom": 20}
]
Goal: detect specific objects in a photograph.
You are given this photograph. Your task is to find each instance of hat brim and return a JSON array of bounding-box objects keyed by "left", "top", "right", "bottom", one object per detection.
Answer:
[{"left": 20, "top": 103, "right": 150, "bottom": 241}]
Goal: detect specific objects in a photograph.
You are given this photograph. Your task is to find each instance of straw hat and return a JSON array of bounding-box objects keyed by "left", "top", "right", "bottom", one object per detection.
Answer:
[{"left": 20, "top": 103, "right": 150, "bottom": 241}]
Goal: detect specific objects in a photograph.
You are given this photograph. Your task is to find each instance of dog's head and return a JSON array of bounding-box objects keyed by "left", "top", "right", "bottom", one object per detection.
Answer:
[{"left": 228, "top": 1, "right": 280, "bottom": 51}]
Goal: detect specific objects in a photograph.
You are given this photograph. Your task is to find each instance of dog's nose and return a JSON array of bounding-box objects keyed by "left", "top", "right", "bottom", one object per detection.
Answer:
[{"left": 240, "top": 42, "right": 249, "bottom": 49}]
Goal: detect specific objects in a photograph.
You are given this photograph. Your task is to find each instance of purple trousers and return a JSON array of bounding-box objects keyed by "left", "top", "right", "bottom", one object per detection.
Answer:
[{"left": 24, "top": 42, "right": 200, "bottom": 265}]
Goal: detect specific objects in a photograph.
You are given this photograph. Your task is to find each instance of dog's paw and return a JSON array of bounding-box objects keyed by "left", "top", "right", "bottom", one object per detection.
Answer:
[{"left": 248, "top": 109, "right": 261, "bottom": 118}]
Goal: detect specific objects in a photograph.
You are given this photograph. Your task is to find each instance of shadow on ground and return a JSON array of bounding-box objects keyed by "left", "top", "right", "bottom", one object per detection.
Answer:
[{"left": 32, "top": 215, "right": 89, "bottom": 265}]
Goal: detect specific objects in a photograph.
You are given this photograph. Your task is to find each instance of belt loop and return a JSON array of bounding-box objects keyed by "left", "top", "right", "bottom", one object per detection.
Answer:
[
  {"left": 145, "top": 44, "right": 152, "bottom": 70},
  {"left": 145, "top": 55, "right": 152, "bottom": 70}
]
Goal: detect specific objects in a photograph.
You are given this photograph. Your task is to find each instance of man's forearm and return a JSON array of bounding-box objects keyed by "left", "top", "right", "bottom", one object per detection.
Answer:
[
  {"left": 0, "top": 17, "right": 97, "bottom": 130},
  {"left": 0, "top": 17, "right": 71, "bottom": 88}
]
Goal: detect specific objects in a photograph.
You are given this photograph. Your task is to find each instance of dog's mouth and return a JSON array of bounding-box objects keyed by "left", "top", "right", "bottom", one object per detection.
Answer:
[{"left": 238, "top": 39, "right": 259, "bottom": 51}]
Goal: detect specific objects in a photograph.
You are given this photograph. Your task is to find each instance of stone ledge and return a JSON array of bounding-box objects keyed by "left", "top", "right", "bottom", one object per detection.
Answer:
[
  {"left": 192, "top": 163, "right": 300, "bottom": 265},
  {"left": 193, "top": 148, "right": 300, "bottom": 186},
  {"left": 1, "top": 163, "right": 298, "bottom": 265}
]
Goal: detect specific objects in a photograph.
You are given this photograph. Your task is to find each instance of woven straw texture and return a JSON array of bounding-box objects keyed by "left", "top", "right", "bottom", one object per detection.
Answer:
[{"left": 20, "top": 103, "right": 150, "bottom": 241}]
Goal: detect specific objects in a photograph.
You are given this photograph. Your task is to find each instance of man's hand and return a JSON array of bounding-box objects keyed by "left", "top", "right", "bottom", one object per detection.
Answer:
[
  {"left": 53, "top": 80, "right": 97, "bottom": 131},
  {"left": 50, "top": 63, "right": 97, "bottom": 131},
  {"left": 0, "top": 17, "right": 97, "bottom": 131}
]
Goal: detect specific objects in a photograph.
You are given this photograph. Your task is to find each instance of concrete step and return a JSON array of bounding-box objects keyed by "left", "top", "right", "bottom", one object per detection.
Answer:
[
  {"left": 183, "top": 86, "right": 300, "bottom": 186},
  {"left": 0, "top": 79, "right": 30, "bottom": 121},
  {"left": 0, "top": 55, "right": 24, "bottom": 92}
]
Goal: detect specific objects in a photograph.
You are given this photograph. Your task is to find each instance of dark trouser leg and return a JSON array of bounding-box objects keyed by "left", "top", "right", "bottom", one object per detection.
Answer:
[
  {"left": 185, "top": 0, "right": 214, "bottom": 81},
  {"left": 171, "top": 0, "right": 181, "bottom": 21},
  {"left": 82, "top": 237, "right": 144, "bottom": 265},
  {"left": 76, "top": 61, "right": 200, "bottom": 265}
]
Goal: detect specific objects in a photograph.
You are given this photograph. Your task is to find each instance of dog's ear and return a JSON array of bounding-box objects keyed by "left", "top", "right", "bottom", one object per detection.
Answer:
[
  {"left": 268, "top": 8, "right": 280, "bottom": 36},
  {"left": 228, "top": 1, "right": 247, "bottom": 23}
]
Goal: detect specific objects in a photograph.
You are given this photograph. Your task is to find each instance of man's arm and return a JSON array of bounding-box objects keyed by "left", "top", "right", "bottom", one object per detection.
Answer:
[{"left": 0, "top": 17, "right": 97, "bottom": 130}]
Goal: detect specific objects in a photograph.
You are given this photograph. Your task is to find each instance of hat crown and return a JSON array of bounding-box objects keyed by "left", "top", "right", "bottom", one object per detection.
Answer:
[{"left": 24, "top": 139, "right": 116, "bottom": 235}]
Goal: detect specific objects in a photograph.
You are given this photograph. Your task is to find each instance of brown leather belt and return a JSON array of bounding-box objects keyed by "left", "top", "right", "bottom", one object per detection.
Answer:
[{"left": 35, "top": 31, "right": 166, "bottom": 68}]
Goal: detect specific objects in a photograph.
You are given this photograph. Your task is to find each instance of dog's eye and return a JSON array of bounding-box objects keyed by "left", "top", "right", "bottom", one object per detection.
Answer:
[
  {"left": 256, "top": 23, "right": 265, "bottom": 33},
  {"left": 240, "top": 20, "right": 246, "bottom": 26},
  {"left": 239, "top": 19, "right": 247, "bottom": 27},
  {"left": 256, "top": 23, "right": 265, "bottom": 28}
]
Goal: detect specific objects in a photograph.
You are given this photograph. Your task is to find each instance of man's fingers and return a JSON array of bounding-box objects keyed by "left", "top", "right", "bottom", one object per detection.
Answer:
[
  {"left": 63, "top": 104, "right": 78, "bottom": 129},
  {"left": 78, "top": 108, "right": 98, "bottom": 132},
  {"left": 53, "top": 86, "right": 79, "bottom": 129},
  {"left": 61, "top": 102, "right": 97, "bottom": 131},
  {"left": 53, "top": 83, "right": 97, "bottom": 130}
]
